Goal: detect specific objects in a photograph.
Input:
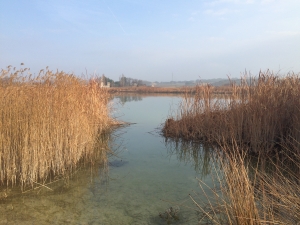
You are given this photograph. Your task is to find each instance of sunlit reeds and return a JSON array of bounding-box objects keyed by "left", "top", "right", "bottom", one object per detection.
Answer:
[
  {"left": 190, "top": 144, "right": 300, "bottom": 225},
  {"left": 163, "top": 70, "right": 300, "bottom": 156},
  {"left": 0, "top": 65, "right": 114, "bottom": 190},
  {"left": 163, "top": 70, "right": 300, "bottom": 224}
]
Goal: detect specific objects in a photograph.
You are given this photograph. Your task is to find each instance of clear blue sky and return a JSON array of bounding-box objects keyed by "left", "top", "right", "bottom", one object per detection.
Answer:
[{"left": 1, "top": 0, "right": 299, "bottom": 81}]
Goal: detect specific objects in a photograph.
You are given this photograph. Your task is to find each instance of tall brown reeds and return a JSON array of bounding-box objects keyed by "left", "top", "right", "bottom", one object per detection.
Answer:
[
  {"left": 0, "top": 65, "right": 114, "bottom": 190},
  {"left": 163, "top": 70, "right": 300, "bottom": 224},
  {"left": 163, "top": 70, "right": 300, "bottom": 156},
  {"left": 190, "top": 144, "right": 300, "bottom": 225}
]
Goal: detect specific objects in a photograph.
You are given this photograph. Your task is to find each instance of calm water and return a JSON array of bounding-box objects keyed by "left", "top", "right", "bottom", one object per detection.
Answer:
[{"left": 0, "top": 94, "right": 216, "bottom": 225}]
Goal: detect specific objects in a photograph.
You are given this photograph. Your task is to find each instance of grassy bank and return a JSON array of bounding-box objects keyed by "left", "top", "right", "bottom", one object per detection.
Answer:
[
  {"left": 163, "top": 70, "right": 300, "bottom": 156},
  {"left": 0, "top": 66, "right": 114, "bottom": 190}
]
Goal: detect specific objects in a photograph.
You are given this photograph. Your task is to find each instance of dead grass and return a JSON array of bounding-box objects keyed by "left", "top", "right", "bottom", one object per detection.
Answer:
[
  {"left": 163, "top": 70, "right": 300, "bottom": 156},
  {"left": 190, "top": 144, "right": 300, "bottom": 225},
  {"left": 0, "top": 65, "right": 115, "bottom": 190},
  {"left": 162, "top": 70, "right": 300, "bottom": 224}
]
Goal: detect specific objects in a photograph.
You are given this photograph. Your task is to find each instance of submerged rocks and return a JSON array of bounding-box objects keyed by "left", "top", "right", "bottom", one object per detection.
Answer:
[{"left": 109, "top": 159, "right": 128, "bottom": 168}]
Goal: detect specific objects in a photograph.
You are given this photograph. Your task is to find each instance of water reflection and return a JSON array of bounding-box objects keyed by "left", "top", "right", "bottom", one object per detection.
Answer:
[
  {"left": 115, "top": 95, "right": 143, "bottom": 105},
  {"left": 164, "top": 139, "right": 216, "bottom": 178},
  {"left": 114, "top": 93, "right": 184, "bottom": 105}
]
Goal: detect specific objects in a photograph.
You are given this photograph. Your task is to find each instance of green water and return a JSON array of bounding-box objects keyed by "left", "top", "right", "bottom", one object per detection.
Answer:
[{"left": 0, "top": 95, "right": 216, "bottom": 225}]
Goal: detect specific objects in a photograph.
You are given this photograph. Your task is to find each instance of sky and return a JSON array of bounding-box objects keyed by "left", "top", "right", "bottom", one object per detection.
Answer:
[{"left": 1, "top": 0, "right": 300, "bottom": 82}]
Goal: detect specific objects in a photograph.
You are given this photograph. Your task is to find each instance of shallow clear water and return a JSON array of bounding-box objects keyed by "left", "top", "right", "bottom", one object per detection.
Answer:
[{"left": 0, "top": 94, "right": 216, "bottom": 225}]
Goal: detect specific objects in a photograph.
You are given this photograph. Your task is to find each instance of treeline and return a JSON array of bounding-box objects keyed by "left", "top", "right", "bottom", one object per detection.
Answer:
[
  {"left": 118, "top": 74, "right": 145, "bottom": 87},
  {"left": 97, "top": 74, "right": 146, "bottom": 87}
]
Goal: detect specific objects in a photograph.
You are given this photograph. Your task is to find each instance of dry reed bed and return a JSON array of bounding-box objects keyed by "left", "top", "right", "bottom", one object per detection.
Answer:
[
  {"left": 162, "top": 70, "right": 300, "bottom": 224},
  {"left": 190, "top": 145, "right": 300, "bottom": 225},
  {"left": 0, "top": 66, "right": 114, "bottom": 190},
  {"left": 163, "top": 70, "right": 300, "bottom": 156}
]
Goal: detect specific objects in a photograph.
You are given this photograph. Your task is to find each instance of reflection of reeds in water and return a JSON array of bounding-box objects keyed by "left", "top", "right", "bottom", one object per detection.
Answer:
[
  {"left": 163, "top": 70, "right": 300, "bottom": 156},
  {"left": 0, "top": 66, "right": 114, "bottom": 190},
  {"left": 164, "top": 139, "right": 216, "bottom": 178}
]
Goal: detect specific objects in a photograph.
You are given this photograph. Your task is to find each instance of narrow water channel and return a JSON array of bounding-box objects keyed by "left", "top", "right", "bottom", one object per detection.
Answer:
[{"left": 0, "top": 94, "right": 216, "bottom": 225}]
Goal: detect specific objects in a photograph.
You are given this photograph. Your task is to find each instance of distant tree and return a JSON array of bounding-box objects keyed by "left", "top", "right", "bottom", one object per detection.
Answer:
[
  {"left": 118, "top": 75, "right": 146, "bottom": 87},
  {"left": 120, "top": 74, "right": 126, "bottom": 87},
  {"left": 137, "top": 80, "right": 143, "bottom": 86},
  {"left": 93, "top": 74, "right": 115, "bottom": 87}
]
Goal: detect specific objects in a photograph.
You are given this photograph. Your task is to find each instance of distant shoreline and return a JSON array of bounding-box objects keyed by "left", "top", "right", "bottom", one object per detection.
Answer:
[
  {"left": 108, "top": 86, "right": 195, "bottom": 94},
  {"left": 108, "top": 86, "right": 232, "bottom": 94}
]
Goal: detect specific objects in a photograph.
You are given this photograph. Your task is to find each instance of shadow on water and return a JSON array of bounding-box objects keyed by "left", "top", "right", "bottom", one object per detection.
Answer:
[{"left": 164, "top": 139, "right": 216, "bottom": 179}]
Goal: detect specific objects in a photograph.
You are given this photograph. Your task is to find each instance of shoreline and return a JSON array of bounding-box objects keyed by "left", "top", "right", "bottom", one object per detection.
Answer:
[{"left": 108, "top": 86, "right": 232, "bottom": 95}]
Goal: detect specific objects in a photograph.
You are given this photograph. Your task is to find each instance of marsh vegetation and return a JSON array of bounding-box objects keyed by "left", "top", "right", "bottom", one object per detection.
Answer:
[
  {"left": 2, "top": 64, "right": 299, "bottom": 224},
  {"left": 163, "top": 70, "right": 300, "bottom": 156},
  {"left": 0, "top": 65, "right": 114, "bottom": 191},
  {"left": 1, "top": 94, "right": 209, "bottom": 224},
  {"left": 163, "top": 70, "right": 300, "bottom": 224}
]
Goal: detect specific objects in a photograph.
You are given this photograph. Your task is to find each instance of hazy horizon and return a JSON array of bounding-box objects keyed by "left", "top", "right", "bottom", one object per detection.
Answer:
[{"left": 1, "top": 0, "right": 300, "bottom": 82}]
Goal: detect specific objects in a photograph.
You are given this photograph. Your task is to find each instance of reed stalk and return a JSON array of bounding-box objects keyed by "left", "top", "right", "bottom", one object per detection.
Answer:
[
  {"left": 163, "top": 70, "right": 300, "bottom": 156},
  {"left": 0, "top": 65, "right": 114, "bottom": 190},
  {"left": 190, "top": 144, "right": 300, "bottom": 225},
  {"left": 163, "top": 70, "right": 300, "bottom": 224}
]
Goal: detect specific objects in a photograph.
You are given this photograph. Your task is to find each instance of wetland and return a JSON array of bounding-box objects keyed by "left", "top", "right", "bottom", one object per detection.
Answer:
[
  {"left": 0, "top": 94, "right": 217, "bottom": 225},
  {"left": 1, "top": 70, "right": 300, "bottom": 224}
]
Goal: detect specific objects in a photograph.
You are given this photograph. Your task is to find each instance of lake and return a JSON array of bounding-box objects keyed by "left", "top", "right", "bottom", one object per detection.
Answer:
[{"left": 0, "top": 94, "right": 217, "bottom": 225}]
